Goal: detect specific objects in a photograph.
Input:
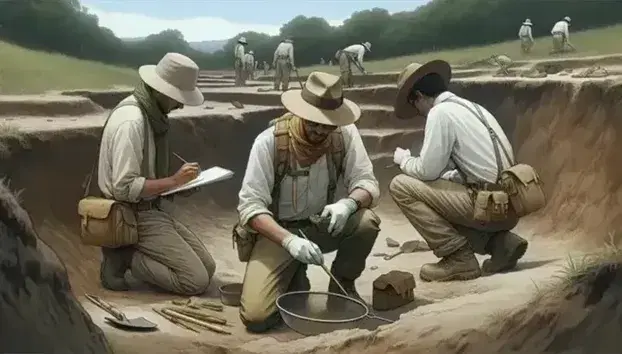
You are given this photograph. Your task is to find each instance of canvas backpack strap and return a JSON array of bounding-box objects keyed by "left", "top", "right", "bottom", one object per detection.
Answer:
[
  {"left": 82, "top": 100, "right": 144, "bottom": 199},
  {"left": 326, "top": 128, "right": 345, "bottom": 204},
  {"left": 444, "top": 98, "right": 514, "bottom": 182},
  {"left": 269, "top": 115, "right": 292, "bottom": 217}
]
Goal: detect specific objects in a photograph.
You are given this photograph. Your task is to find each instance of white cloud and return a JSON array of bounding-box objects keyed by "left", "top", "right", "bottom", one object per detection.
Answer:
[{"left": 88, "top": 7, "right": 345, "bottom": 42}]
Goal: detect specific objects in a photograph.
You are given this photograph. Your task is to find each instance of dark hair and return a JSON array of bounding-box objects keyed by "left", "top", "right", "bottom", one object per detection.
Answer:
[{"left": 409, "top": 73, "right": 448, "bottom": 99}]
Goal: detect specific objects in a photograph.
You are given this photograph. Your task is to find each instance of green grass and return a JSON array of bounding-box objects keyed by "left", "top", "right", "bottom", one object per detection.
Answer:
[
  {"left": 0, "top": 41, "right": 138, "bottom": 94},
  {"left": 0, "top": 24, "right": 621, "bottom": 93},
  {"left": 300, "top": 24, "right": 622, "bottom": 75}
]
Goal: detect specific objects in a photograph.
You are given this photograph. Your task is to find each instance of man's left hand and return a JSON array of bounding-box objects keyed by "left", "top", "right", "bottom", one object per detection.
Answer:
[
  {"left": 320, "top": 198, "right": 358, "bottom": 236},
  {"left": 393, "top": 147, "right": 411, "bottom": 166}
]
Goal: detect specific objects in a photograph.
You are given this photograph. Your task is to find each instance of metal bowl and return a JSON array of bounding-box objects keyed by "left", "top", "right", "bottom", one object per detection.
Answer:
[
  {"left": 276, "top": 291, "right": 369, "bottom": 336},
  {"left": 219, "top": 283, "right": 243, "bottom": 307}
]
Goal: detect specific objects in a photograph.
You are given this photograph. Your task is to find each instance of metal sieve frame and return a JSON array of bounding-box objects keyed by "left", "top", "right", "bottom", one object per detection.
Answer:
[{"left": 276, "top": 290, "right": 369, "bottom": 324}]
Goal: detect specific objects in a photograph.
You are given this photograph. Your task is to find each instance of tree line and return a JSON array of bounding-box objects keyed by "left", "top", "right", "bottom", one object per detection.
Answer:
[{"left": 1, "top": 0, "right": 621, "bottom": 71}]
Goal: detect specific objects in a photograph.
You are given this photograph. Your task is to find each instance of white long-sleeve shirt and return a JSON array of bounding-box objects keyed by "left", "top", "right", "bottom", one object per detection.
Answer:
[
  {"left": 234, "top": 43, "right": 245, "bottom": 60},
  {"left": 518, "top": 25, "right": 533, "bottom": 40},
  {"left": 400, "top": 92, "right": 514, "bottom": 184},
  {"left": 244, "top": 53, "right": 254, "bottom": 67},
  {"left": 237, "top": 123, "right": 380, "bottom": 227},
  {"left": 342, "top": 44, "right": 366, "bottom": 67},
  {"left": 98, "top": 96, "right": 157, "bottom": 203},
  {"left": 273, "top": 42, "right": 295, "bottom": 66},
  {"left": 551, "top": 21, "right": 570, "bottom": 39}
]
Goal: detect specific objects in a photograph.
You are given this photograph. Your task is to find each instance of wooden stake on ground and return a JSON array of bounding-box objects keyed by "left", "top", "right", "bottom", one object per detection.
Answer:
[
  {"left": 162, "top": 308, "right": 231, "bottom": 335},
  {"left": 152, "top": 307, "right": 200, "bottom": 333},
  {"left": 164, "top": 306, "right": 227, "bottom": 325}
]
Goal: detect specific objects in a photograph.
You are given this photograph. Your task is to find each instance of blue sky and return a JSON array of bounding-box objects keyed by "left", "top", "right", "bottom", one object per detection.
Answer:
[{"left": 82, "top": 0, "right": 430, "bottom": 41}]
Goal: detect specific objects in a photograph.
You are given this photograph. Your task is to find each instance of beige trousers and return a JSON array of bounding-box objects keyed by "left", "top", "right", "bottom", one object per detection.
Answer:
[
  {"left": 131, "top": 209, "right": 216, "bottom": 295},
  {"left": 389, "top": 175, "right": 518, "bottom": 257},
  {"left": 273, "top": 58, "right": 291, "bottom": 90},
  {"left": 520, "top": 37, "right": 534, "bottom": 53},
  {"left": 338, "top": 51, "right": 352, "bottom": 87},
  {"left": 234, "top": 59, "right": 245, "bottom": 86},
  {"left": 239, "top": 209, "right": 381, "bottom": 332},
  {"left": 552, "top": 33, "right": 566, "bottom": 53}
]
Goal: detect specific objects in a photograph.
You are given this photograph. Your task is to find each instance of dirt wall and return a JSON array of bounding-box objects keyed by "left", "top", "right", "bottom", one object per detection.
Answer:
[{"left": 1, "top": 78, "right": 621, "bottom": 296}]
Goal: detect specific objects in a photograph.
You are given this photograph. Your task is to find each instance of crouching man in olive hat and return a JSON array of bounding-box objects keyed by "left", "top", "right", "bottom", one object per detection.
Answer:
[
  {"left": 235, "top": 71, "right": 381, "bottom": 332},
  {"left": 389, "top": 60, "right": 528, "bottom": 283}
]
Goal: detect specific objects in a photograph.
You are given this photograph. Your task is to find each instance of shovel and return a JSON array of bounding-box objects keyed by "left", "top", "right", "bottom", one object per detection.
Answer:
[
  {"left": 383, "top": 240, "right": 430, "bottom": 260},
  {"left": 85, "top": 294, "right": 158, "bottom": 331}
]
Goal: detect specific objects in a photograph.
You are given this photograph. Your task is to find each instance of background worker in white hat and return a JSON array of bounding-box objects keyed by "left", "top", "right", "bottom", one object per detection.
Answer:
[
  {"left": 335, "top": 41, "right": 371, "bottom": 87},
  {"left": 244, "top": 50, "right": 255, "bottom": 81},
  {"left": 388, "top": 60, "right": 528, "bottom": 283},
  {"left": 97, "top": 52, "right": 216, "bottom": 295},
  {"left": 518, "top": 18, "right": 534, "bottom": 54},
  {"left": 236, "top": 71, "right": 381, "bottom": 332},
  {"left": 551, "top": 16, "right": 572, "bottom": 54},
  {"left": 272, "top": 37, "right": 295, "bottom": 91},
  {"left": 234, "top": 36, "right": 248, "bottom": 86}
]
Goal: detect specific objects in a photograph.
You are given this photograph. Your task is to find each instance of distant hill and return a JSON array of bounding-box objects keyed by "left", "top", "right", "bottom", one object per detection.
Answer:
[{"left": 188, "top": 40, "right": 227, "bottom": 53}]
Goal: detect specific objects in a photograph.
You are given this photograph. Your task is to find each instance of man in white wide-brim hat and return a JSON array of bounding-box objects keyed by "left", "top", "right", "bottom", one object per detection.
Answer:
[
  {"left": 551, "top": 16, "right": 572, "bottom": 53},
  {"left": 234, "top": 36, "right": 248, "bottom": 86},
  {"left": 235, "top": 71, "right": 381, "bottom": 332},
  {"left": 97, "top": 52, "right": 216, "bottom": 295},
  {"left": 335, "top": 41, "right": 372, "bottom": 87},
  {"left": 518, "top": 19, "right": 534, "bottom": 54},
  {"left": 389, "top": 60, "right": 528, "bottom": 283},
  {"left": 244, "top": 50, "right": 255, "bottom": 80}
]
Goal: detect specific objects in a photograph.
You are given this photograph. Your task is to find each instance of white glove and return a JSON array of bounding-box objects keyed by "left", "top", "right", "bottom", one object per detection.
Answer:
[
  {"left": 393, "top": 147, "right": 411, "bottom": 166},
  {"left": 282, "top": 234, "right": 324, "bottom": 265},
  {"left": 320, "top": 198, "right": 358, "bottom": 236},
  {"left": 440, "top": 170, "right": 463, "bottom": 183}
]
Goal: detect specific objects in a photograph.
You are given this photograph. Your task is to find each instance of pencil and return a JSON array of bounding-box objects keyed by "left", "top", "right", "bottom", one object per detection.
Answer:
[{"left": 173, "top": 152, "right": 188, "bottom": 164}]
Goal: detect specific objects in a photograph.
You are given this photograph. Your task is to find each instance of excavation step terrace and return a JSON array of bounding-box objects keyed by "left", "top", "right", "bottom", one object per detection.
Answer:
[
  {"left": 0, "top": 103, "right": 418, "bottom": 158},
  {"left": 0, "top": 95, "right": 104, "bottom": 117},
  {"left": 252, "top": 68, "right": 494, "bottom": 85}
]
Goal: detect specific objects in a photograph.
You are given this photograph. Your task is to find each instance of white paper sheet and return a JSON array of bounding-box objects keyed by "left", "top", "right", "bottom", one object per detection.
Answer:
[{"left": 161, "top": 166, "right": 234, "bottom": 196}]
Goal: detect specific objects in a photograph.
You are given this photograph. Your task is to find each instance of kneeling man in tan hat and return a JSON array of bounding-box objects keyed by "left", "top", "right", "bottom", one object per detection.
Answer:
[
  {"left": 97, "top": 53, "right": 216, "bottom": 295},
  {"left": 389, "top": 60, "right": 528, "bottom": 283},
  {"left": 236, "top": 71, "right": 381, "bottom": 332}
]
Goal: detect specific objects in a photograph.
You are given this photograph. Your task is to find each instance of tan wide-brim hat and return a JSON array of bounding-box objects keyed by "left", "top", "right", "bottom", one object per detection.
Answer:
[
  {"left": 281, "top": 71, "right": 361, "bottom": 126},
  {"left": 363, "top": 42, "right": 372, "bottom": 52},
  {"left": 394, "top": 60, "right": 452, "bottom": 119},
  {"left": 139, "top": 52, "right": 204, "bottom": 106},
  {"left": 523, "top": 19, "right": 533, "bottom": 26}
]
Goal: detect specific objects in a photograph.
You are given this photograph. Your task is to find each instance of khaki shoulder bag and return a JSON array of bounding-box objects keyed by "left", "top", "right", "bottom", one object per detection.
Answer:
[
  {"left": 77, "top": 101, "right": 148, "bottom": 248},
  {"left": 446, "top": 98, "right": 546, "bottom": 221},
  {"left": 232, "top": 114, "right": 346, "bottom": 262}
]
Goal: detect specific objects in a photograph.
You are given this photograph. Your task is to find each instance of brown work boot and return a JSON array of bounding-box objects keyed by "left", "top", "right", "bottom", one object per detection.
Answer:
[
  {"left": 287, "top": 264, "right": 310, "bottom": 292},
  {"left": 482, "top": 232, "right": 528, "bottom": 274},
  {"left": 419, "top": 246, "right": 482, "bottom": 282},
  {"left": 328, "top": 278, "right": 361, "bottom": 299},
  {"left": 327, "top": 277, "right": 363, "bottom": 310},
  {"left": 100, "top": 246, "right": 134, "bottom": 291}
]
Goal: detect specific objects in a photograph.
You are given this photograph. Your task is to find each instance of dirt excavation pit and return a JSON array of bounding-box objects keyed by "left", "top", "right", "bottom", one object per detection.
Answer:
[{"left": 2, "top": 60, "right": 622, "bottom": 352}]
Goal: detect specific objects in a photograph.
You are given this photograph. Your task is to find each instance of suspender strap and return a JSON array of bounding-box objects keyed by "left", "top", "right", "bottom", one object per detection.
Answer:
[{"left": 444, "top": 97, "right": 515, "bottom": 183}]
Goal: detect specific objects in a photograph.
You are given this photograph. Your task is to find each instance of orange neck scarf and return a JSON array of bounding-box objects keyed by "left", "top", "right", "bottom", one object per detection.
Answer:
[{"left": 288, "top": 115, "right": 331, "bottom": 167}]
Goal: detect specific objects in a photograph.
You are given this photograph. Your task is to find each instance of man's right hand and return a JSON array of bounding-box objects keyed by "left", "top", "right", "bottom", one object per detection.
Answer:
[
  {"left": 172, "top": 162, "right": 200, "bottom": 186},
  {"left": 282, "top": 234, "right": 324, "bottom": 265}
]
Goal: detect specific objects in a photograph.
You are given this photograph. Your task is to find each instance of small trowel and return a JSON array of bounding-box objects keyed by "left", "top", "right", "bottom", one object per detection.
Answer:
[
  {"left": 85, "top": 294, "right": 158, "bottom": 331},
  {"left": 382, "top": 240, "right": 430, "bottom": 260}
]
